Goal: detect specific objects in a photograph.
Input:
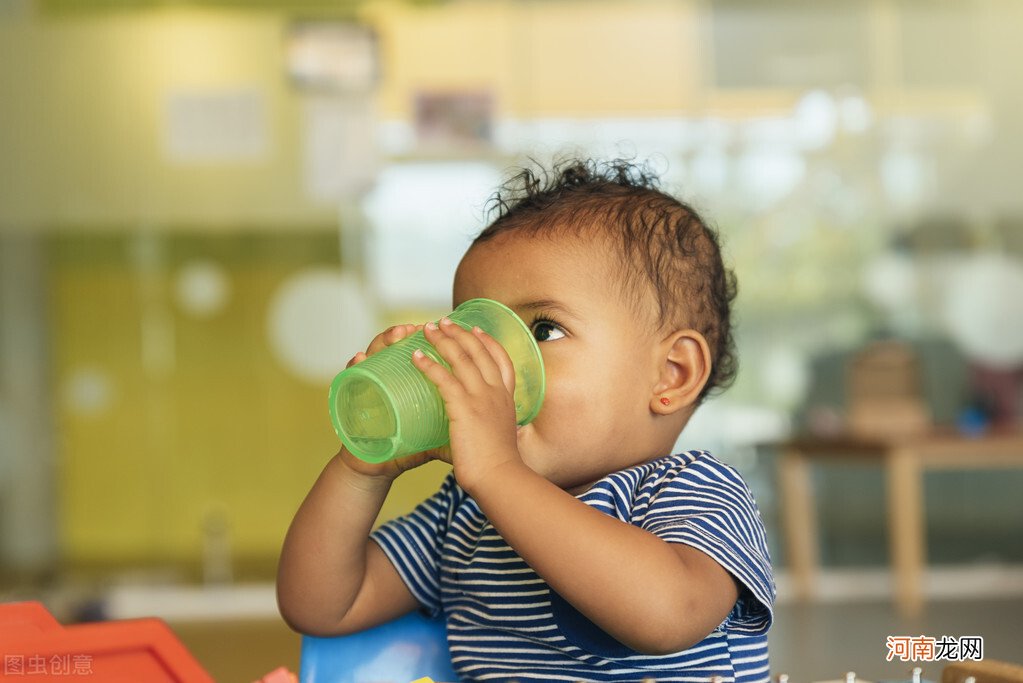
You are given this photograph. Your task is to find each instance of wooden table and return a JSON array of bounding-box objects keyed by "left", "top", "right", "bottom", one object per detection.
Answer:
[{"left": 774, "top": 429, "right": 1023, "bottom": 617}]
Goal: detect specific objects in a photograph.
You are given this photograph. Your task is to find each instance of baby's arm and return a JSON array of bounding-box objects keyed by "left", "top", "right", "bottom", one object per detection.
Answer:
[
  {"left": 276, "top": 450, "right": 417, "bottom": 636},
  {"left": 413, "top": 319, "right": 739, "bottom": 655},
  {"left": 469, "top": 466, "right": 739, "bottom": 654},
  {"left": 277, "top": 325, "right": 433, "bottom": 636}
]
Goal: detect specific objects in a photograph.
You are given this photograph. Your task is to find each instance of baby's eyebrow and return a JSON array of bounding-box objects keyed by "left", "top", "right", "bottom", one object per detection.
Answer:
[{"left": 514, "top": 298, "right": 579, "bottom": 319}]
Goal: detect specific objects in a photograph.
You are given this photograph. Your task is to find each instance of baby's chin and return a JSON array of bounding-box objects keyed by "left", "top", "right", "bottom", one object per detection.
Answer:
[
  {"left": 515, "top": 435, "right": 596, "bottom": 494},
  {"left": 512, "top": 426, "right": 554, "bottom": 476},
  {"left": 514, "top": 424, "right": 555, "bottom": 460}
]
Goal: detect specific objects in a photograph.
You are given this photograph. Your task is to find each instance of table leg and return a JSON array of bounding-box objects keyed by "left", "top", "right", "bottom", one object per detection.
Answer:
[
  {"left": 886, "top": 447, "right": 925, "bottom": 618},
  {"left": 779, "top": 449, "right": 819, "bottom": 601}
]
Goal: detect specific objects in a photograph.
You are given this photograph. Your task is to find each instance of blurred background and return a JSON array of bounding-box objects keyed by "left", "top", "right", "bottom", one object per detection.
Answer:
[{"left": 2, "top": 0, "right": 1022, "bottom": 679}]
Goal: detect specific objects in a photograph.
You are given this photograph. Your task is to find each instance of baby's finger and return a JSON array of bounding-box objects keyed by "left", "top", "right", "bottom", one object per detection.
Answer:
[
  {"left": 412, "top": 347, "right": 467, "bottom": 403},
  {"left": 445, "top": 321, "right": 505, "bottom": 388},
  {"left": 366, "top": 323, "right": 419, "bottom": 356},
  {"left": 428, "top": 320, "right": 501, "bottom": 390},
  {"left": 473, "top": 327, "right": 516, "bottom": 394},
  {"left": 345, "top": 351, "right": 368, "bottom": 369},
  {"left": 422, "top": 321, "right": 486, "bottom": 389}
]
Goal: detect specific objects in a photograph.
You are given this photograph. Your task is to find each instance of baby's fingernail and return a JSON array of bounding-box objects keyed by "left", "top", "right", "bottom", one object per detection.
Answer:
[
  {"left": 472, "top": 326, "right": 483, "bottom": 334},
  {"left": 426, "top": 322, "right": 438, "bottom": 331},
  {"left": 440, "top": 317, "right": 453, "bottom": 326},
  {"left": 413, "top": 349, "right": 424, "bottom": 359}
]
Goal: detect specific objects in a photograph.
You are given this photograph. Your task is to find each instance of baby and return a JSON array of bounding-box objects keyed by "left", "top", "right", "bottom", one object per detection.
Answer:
[{"left": 277, "top": 159, "right": 774, "bottom": 682}]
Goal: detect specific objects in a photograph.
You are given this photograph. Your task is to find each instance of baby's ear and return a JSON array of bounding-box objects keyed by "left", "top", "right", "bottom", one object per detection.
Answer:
[{"left": 650, "top": 330, "right": 712, "bottom": 415}]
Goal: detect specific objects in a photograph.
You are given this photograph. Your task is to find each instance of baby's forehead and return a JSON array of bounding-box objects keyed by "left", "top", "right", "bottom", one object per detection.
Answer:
[
  {"left": 456, "top": 230, "right": 664, "bottom": 326},
  {"left": 459, "top": 227, "right": 612, "bottom": 283},
  {"left": 472, "top": 223, "right": 614, "bottom": 259}
]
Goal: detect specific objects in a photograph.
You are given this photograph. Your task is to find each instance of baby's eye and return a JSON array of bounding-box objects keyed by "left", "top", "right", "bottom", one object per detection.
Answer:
[{"left": 531, "top": 320, "right": 566, "bottom": 342}]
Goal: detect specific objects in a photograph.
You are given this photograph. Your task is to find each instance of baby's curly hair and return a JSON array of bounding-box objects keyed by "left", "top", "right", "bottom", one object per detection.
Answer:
[{"left": 474, "top": 158, "right": 738, "bottom": 401}]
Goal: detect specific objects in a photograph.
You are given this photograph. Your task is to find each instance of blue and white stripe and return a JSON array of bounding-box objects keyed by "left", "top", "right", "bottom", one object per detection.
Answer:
[{"left": 371, "top": 451, "right": 775, "bottom": 682}]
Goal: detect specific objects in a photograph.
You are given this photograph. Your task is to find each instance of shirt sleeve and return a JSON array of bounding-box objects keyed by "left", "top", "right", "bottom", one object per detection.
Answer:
[
  {"left": 369, "top": 473, "right": 459, "bottom": 618},
  {"left": 639, "top": 452, "right": 775, "bottom": 635}
]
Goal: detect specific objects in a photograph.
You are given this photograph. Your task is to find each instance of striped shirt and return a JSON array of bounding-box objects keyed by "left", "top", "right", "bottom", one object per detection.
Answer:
[{"left": 371, "top": 450, "right": 775, "bottom": 682}]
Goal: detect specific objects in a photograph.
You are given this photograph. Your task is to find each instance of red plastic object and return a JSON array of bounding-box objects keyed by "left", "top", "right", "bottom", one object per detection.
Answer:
[
  {"left": 253, "top": 666, "right": 297, "bottom": 683},
  {"left": 0, "top": 601, "right": 214, "bottom": 682}
]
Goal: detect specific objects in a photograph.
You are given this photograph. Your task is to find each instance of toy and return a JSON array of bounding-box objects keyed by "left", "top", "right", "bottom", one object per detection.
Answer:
[
  {"left": 299, "top": 611, "right": 457, "bottom": 683},
  {"left": 0, "top": 600, "right": 213, "bottom": 682}
]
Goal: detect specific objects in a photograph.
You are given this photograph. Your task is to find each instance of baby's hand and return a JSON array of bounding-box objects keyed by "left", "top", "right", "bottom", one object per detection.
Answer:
[
  {"left": 412, "top": 317, "right": 520, "bottom": 493},
  {"left": 337, "top": 323, "right": 449, "bottom": 480}
]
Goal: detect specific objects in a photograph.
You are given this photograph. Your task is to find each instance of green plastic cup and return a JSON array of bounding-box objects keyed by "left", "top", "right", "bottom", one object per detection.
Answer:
[{"left": 329, "top": 298, "right": 546, "bottom": 463}]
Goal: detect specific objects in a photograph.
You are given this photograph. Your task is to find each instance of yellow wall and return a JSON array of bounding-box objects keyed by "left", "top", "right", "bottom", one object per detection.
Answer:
[
  {"left": 49, "top": 232, "right": 451, "bottom": 569},
  {"left": 50, "top": 233, "right": 329, "bottom": 565},
  {"left": 0, "top": 0, "right": 708, "bottom": 231},
  {"left": 0, "top": 7, "right": 334, "bottom": 230},
  {"left": 362, "top": 0, "right": 702, "bottom": 119},
  {"left": 0, "top": 0, "right": 707, "bottom": 233}
]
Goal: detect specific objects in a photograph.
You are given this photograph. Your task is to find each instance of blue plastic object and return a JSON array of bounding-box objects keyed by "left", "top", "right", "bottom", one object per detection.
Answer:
[{"left": 299, "top": 611, "right": 458, "bottom": 683}]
